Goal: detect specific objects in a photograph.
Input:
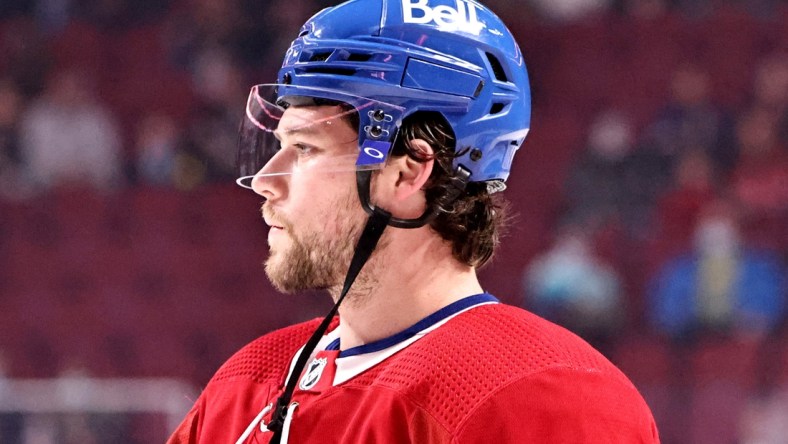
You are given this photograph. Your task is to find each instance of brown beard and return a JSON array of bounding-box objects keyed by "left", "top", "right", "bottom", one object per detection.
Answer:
[{"left": 262, "top": 194, "right": 364, "bottom": 294}]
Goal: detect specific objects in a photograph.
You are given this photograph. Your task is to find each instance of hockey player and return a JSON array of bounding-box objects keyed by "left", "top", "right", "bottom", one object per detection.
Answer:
[{"left": 168, "top": 0, "right": 659, "bottom": 442}]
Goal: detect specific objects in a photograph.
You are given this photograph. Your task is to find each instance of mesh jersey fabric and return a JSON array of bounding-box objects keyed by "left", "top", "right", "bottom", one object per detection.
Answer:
[
  {"left": 168, "top": 302, "right": 659, "bottom": 443},
  {"left": 211, "top": 317, "right": 334, "bottom": 385}
]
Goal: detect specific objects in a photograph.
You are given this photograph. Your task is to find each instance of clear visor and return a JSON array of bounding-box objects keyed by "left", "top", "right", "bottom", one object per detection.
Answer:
[{"left": 236, "top": 84, "right": 403, "bottom": 189}]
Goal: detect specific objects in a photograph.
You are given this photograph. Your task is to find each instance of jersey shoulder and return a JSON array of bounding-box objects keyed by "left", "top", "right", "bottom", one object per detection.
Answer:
[
  {"left": 349, "top": 303, "right": 639, "bottom": 431},
  {"left": 447, "top": 303, "right": 622, "bottom": 375},
  {"left": 389, "top": 303, "right": 623, "bottom": 381},
  {"left": 210, "top": 318, "right": 325, "bottom": 385}
]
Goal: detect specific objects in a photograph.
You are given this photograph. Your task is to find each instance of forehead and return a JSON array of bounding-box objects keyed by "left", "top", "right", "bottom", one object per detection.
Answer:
[{"left": 277, "top": 105, "right": 357, "bottom": 144}]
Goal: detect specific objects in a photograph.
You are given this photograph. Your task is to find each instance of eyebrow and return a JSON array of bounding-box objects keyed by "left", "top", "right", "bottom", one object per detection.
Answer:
[{"left": 273, "top": 125, "right": 321, "bottom": 140}]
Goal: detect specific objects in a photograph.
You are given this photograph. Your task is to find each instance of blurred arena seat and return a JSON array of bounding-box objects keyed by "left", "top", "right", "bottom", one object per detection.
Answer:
[{"left": 688, "top": 337, "right": 761, "bottom": 444}]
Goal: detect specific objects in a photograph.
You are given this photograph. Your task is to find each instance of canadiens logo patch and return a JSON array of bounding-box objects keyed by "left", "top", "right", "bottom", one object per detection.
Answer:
[{"left": 299, "top": 357, "right": 328, "bottom": 391}]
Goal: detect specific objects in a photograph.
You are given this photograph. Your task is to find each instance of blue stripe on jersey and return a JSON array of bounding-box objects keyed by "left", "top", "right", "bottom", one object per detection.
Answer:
[{"left": 337, "top": 293, "right": 498, "bottom": 358}]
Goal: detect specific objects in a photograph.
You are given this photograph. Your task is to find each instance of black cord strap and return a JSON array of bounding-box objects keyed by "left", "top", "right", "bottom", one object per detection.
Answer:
[
  {"left": 268, "top": 165, "right": 468, "bottom": 441},
  {"left": 356, "top": 166, "right": 470, "bottom": 229},
  {"left": 267, "top": 209, "right": 391, "bottom": 442}
]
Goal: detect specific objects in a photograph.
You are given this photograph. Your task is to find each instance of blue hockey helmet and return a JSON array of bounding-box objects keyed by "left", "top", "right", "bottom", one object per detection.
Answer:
[{"left": 241, "top": 0, "right": 530, "bottom": 190}]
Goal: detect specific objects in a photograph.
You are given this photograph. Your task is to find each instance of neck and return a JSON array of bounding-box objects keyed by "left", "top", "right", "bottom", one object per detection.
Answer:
[{"left": 333, "top": 227, "right": 483, "bottom": 350}]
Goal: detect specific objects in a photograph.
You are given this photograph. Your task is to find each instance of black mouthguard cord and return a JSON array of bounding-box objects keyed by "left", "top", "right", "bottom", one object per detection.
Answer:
[{"left": 267, "top": 208, "right": 391, "bottom": 441}]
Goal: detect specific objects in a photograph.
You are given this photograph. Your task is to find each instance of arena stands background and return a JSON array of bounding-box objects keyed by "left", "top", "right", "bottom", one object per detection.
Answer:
[{"left": 1, "top": 0, "right": 786, "bottom": 442}]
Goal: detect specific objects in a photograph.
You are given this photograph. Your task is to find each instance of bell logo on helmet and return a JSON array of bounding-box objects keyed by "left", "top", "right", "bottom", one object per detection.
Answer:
[{"left": 402, "top": 0, "right": 484, "bottom": 35}]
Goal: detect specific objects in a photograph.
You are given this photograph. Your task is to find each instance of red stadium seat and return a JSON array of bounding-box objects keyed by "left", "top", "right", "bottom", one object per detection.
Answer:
[{"left": 688, "top": 337, "right": 761, "bottom": 444}]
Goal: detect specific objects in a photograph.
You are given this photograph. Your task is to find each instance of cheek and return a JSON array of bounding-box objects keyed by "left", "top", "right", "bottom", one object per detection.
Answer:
[{"left": 289, "top": 173, "right": 360, "bottom": 227}]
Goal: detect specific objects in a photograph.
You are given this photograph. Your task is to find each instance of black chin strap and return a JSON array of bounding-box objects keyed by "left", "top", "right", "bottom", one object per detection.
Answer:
[
  {"left": 267, "top": 208, "right": 391, "bottom": 441},
  {"left": 356, "top": 167, "right": 471, "bottom": 229}
]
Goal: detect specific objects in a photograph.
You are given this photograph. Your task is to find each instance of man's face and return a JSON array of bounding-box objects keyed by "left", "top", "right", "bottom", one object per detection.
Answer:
[{"left": 252, "top": 104, "right": 366, "bottom": 293}]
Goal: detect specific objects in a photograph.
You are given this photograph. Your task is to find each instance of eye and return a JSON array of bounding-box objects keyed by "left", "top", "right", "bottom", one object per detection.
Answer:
[{"left": 293, "top": 143, "right": 315, "bottom": 155}]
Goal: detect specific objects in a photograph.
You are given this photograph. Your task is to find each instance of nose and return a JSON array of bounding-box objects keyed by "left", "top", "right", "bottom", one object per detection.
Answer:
[
  {"left": 251, "top": 173, "right": 275, "bottom": 199},
  {"left": 251, "top": 150, "right": 291, "bottom": 199}
]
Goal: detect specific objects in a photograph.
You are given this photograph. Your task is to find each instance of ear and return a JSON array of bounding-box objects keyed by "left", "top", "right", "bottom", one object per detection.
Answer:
[{"left": 385, "top": 138, "right": 434, "bottom": 201}]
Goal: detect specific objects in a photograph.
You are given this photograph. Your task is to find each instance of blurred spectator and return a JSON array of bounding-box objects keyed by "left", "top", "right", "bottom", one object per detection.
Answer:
[
  {"left": 751, "top": 53, "right": 788, "bottom": 127},
  {"left": 0, "top": 78, "right": 34, "bottom": 200},
  {"left": 175, "top": 48, "right": 246, "bottom": 188},
  {"left": 72, "top": 0, "right": 168, "bottom": 31},
  {"left": 158, "top": 0, "right": 281, "bottom": 189},
  {"left": 34, "top": 0, "right": 73, "bottom": 35},
  {"left": 737, "top": 0, "right": 784, "bottom": 20},
  {"left": 523, "top": 221, "right": 625, "bottom": 352},
  {"left": 134, "top": 105, "right": 237, "bottom": 190},
  {"left": 0, "top": 349, "right": 22, "bottom": 444},
  {"left": 18, "top": 68, "right": 123, "bottom": 192},
  {"left": 527, "top": 0, "right": 611, "bottom": 22},
  {"left": 134, "top": 114, "right": 180, "bottom": 186},
  {"left": 729, "top": 106, "right": 788, "bottom": 254},
  {"left": 651, "top": 149, "right": 718, "bottom": 264},
  {"left": 0, "top": 1, "right": 33, "bottom": 19},
  {"left": 639, "top": 63, "right": 735, "bottom": 179},
  {"left": 565, "top": 110, "right": 635, "bottom": 222},
  {"left": 619, "top": 0, "right": 668, "bottom": 19},
  {"left": 0, "top": 413, "right": 22, "bottom": 443},
  {"left": 737, "top": 336, "right": 788, "bottom": 444},
  {"left": 671, "top": 0, "right": 714, "bottom": 18},
  {"left": 564, "top": 109, "right": 660, "bottom": 238},
  {"left": 648, "top": 199, "right": 785, "bottom": 342},
  {"left": 741, "top": 53, "right": 788, "bottom": 155},
  {"left": 163, "top": 0, "right": 274, "bottom": 74},
  {"left": 249, "top": 0, "right": 315, "bottom": 72},
  {"left": 738, "top": 389, "right": 788, "bottom": 444},
  {"left": 0, "top": 17, "right": 52, "bottom": 97}
]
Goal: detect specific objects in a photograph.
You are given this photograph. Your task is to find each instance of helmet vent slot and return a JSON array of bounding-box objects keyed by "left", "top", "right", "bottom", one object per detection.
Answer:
[
  {"left": 489, "top": 102, "right": 505, "bottom": 115},
  {"left": 346, "top": 53, "right": 373, "bottom": 62},
  {"left": 303, "top": 67, "right": 356, "bottom": 76},
  {"left": 485, "top": 52, "right": 508, "bottom": 82},
  {"left": 308, "top": 51, "right": 333, "bottom": 62}
]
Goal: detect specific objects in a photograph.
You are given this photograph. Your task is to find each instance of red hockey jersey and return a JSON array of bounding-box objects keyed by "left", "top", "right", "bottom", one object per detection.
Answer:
[{"left": 168, "top": 294, "right": 659, "bottom": 443}]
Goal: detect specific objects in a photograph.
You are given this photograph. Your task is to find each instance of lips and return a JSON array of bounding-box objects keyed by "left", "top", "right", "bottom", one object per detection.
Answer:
[
  {"left": 266, "top": 220, "right": 285, "bottom": 231},
  {"left": 265, "top": 218, "right": 284, "bottom": 229},
  {"left": 265, "top": 218, "right": 286, "bottom": 246},
  {"left": 262, "top": 206, "right": 286, "bottom": 231}
]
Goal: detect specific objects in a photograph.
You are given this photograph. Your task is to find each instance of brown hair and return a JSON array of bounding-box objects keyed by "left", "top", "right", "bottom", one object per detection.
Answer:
[{"left": 390, "top": 112, "right": 510, "bottom": 268}]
